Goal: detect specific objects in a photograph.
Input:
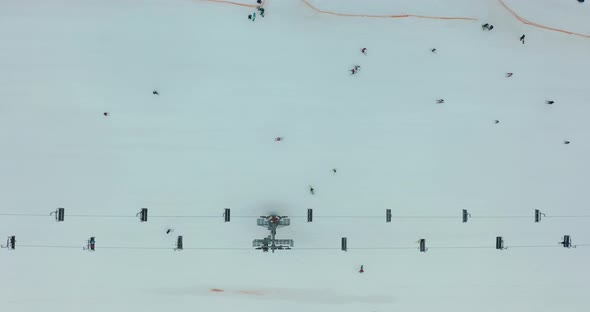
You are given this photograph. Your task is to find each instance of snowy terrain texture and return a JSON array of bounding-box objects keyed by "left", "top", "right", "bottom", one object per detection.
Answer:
[{"left": 1, "top": 0, "right": 589, "bottom": 311}]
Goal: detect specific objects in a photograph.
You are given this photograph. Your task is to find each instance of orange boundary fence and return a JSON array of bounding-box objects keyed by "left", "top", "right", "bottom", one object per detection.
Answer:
[
  {"left": 301, "top": 0, "right": 476, "bottom": 20},
  {"left": 199, "top": 0, "right": 590, "bottom": 39},
  {"left": 496, "top": 0, "right": 590, "bottom": 39}
]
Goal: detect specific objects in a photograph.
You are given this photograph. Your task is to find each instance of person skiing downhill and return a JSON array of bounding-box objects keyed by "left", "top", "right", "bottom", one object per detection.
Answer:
[
  {"left": 258, "top": 7, "right": 265, "bottom": 17},
  {"left": 354, "top": 65, "right": 360, "bottom": 71},
  {"left": 436, "top": 99, "right": 445, "bottom": 104},
  {"left": 431, "top": 48, "right": 437, "bottom": 53},
  {"left": 153, "top": 90, "right": 159, "bottom": 95},
  {"left": 546, "top": 100, "right": 555, "bottom": 105},
  {"left": 103, "top": 112, "right": 109, "bottom": 117},
  {"left": 520, "top": 34, "right": 525, "bottom": 44},
  {"left": 309, "top": 186, "right": 315, "bottom": 195},
  {"left": 350, "top": 68, "right": 357, "bottom": 75},
  {"left": 506, "top": 72, "right": 513, "bottom": 78},
  {"left": 275, "top": 136, "right": 283, "bottom": 142},
  {"left": 361, "top": 48, "right": 367, "bottom": 55},
  {"left": 359, "top": 265, "right": 364, "bottom": 273}
]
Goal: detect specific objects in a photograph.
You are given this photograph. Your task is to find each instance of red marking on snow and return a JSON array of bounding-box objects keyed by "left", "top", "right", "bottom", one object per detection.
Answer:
[
  {"left": 210, "top": 288, "right": 224, "bottom": 292},
  {"left": 238, "top": 290, "right": 265, "bottom": 296}
]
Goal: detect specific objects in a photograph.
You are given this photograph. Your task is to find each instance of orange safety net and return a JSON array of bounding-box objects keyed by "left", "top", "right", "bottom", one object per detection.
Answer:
[
  {"left": 496, "top": 0, "right": 590, "bottom": 39},
  {"left": 301, "top": 0, "right": 476, "bottom": 21},
  {"left": 198, "top": 0, "right": 590, "bottom": 39}
]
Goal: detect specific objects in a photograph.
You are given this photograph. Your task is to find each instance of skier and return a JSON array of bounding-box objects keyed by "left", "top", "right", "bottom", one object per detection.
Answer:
[
  {"left": 506, "top": 72, "right": 513, "bottom": 78},
  {"left": 332, "top": 168, "right": 337, "bottom": 174},
  {"left": 309, "top": 186, "right": 315, "bottom": 195},
  {"left": 564, "top": 140, "right": 571, "bottom": 145},
  {"left": 361, "top": 48, "right": 367, "bottom": 55},
  {"left": 153, "top": 90, "right": 159, "bottom": 95},
  {"left": 275, "top": 136, "right": 283, "bottom": 142},
  {"left": 359, "top": 265, "right": 364, "bottom": 273},
  {"left": 436, "top": 99, "right": 445, "bottom": 104},
  {"left": 520, "top": 34, "right": 525, "bottom": 44},
  {"left": 488, "top": 25, "right": 494, "bottom": 31},
  {"left": 166, "top": 229, "right": 173, "bottom": 234},
  {"left": 494, "top": 120, "right": 500, "bottom": 124},
  {"left": 248, "top": 12, "right": 256, "bottom": 21},
  {"left": 258, "top": 7, "right": 265, "bottom": 17},
  {"left": 350, "top": 68, "right": 357, "bottom": 75},
  {"left": 89, "top": 237, "right": 95, "bottom": 251},
  {"left": 103, "top": 112, "right": 109, "bottom": 117},
  {"left": 546, "top": 100, "right": 555, "bottom": 105},
  {"left": 482, "top": 23, "right": 489, "bottom": 30},
  {"left": 354, "top": 65, "right": 360, "bottom": 71},
  {"left": 431, "top": 48, "right": 437, "bottom": 53}
]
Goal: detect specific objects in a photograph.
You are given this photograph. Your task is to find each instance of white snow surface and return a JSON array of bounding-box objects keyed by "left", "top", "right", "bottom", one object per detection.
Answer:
[{"left": 1, "top": 0, "right": 590, "bottom": 311}]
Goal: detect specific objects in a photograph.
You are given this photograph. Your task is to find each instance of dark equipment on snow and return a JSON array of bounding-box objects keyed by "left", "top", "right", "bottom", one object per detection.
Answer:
[
  {"left": 419, "top": 239, "right": 427, "bottom": 252},
  {"left": 307, "top": 208, "right": 313, "bottom": 222},
  {"left": 535, "top": 209, "right": 546, "bottom": 223},
  {"left": 386, "top": 209, "right": 392, "bottom": 223},
  {"left": 2, "top": 236, "right": 16, "bottom": 250},
  {"left": 137, "top": 208, "right": 148, "bottom": 222},
  {"left": 341, "top": 237, "right": 347, "bottom": 251},
  {"left": 85, "top": 237, "right": 96, "bottom": 251},
  {"left": 560, "top": 235, "right": 574, "bottom": 248},
  {"left": 224, "top": 208, "right": 231, "bottom": 222},
  {"left": 496, "top": 236, "right": 505, "bottom": 250},
  {"left": 462, "top": 209, "right": 471, "bottom": 223},
  {"left": 50, "top": 207, "right": 65, "bottom": 222},
  {"left": 253, "top": 216, "right": 293, "bottom": 253},
  {"left": 546, "top": 100, "right": 555, "bottom": 104},
  {"left": 175, "top": 236, "right": 183, "bottom": 251}
]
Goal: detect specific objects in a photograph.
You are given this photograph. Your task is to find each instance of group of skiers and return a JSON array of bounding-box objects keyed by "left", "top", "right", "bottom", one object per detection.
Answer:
[
  {"left": 349, "top": 48, "right": 367, "bottom": 75},
  {"left": 248, "top": 5, "right": 265, "bottom": 21}
]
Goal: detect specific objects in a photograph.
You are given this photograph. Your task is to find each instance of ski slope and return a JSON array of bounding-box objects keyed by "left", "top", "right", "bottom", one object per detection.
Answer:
[{"left": 1, "top": 0, "right": 589, "bottom": 311}]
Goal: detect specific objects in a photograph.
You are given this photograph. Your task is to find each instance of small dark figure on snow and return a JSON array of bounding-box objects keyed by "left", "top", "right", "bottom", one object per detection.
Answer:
[
  {"left": 166, "top": 229, "right": 173, "bottom": 234},
  {"left": 332, "top": 168, "right": 337, "bottom": 174},
  {"left": 506, "top": 72, "right": 513, "bottom": 77},
  {"left": 309, "top": 186, "right": 315, "bottom": 195},
  {"left": 482, "top": 23, "right": 489, "bottom": 30},
  {"left": 520, "top": 34, "right": 525, "bottom": 44},
  {"left": 361, "top": 48, "right": 367, "bottom": 55},
  {"left": 431, "top": 48, "right": 437, "bottom": 53},
  {"left": 275, "top": 136, "right": 283, "bottom": 142},
  {"left": 359, "top": 265, "right": 364, "bottom": 273},
  {"left": 436, "top": 99, "right": 445, "bottom": 104},
  {"left": 258, "top": 7, "right": 265, "bottom": 17},
  {"left": 564, "top": 140, "right": 571, "bottom": 145},
  {"left": 350, "top": 68, "right": 357, "bottom": 75},
  {"left": 494, "top": 120, "right": 500, "bottom": 124},
  {"left": 153, "top": 90, "right": 159, "bottom": 95},
  {"left": 354, "top": 65, "right": 360, "bottom": 71},
  {"left": 103, "top": 112, "right": 109, "bottom": 117},
  {"left": 546, "top": 100, "right": 555, "bottom": 105},
  {"left": 488, "top": 25, "right": 494, "bottom": 31}
]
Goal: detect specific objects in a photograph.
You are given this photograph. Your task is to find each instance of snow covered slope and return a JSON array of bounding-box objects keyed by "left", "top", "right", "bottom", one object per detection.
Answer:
[{"left": 1, "top": 0, "right": 589, "bottom": 311}]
